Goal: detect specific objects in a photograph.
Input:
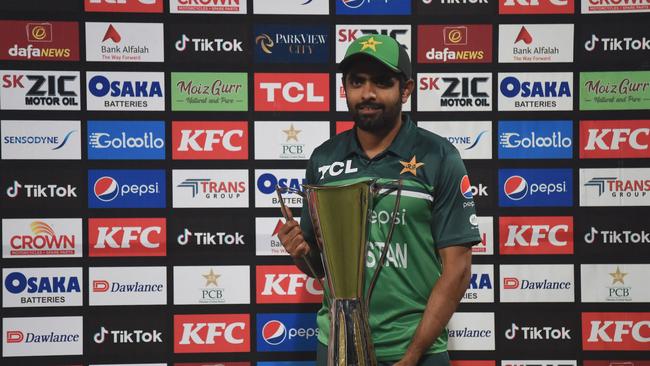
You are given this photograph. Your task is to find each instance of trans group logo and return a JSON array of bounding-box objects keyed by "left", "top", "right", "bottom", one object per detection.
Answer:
[
  {"left": 0, "top": 70, "right": 80, "bottom": 110},
  {"left": 580, "top": 168, "right": 650, "bottom": 206},
  {"left": 498, "top": 73, "right": 573, "bottom": 111},
  {"left": 2, "top": 120, "right": 81, "bottom": 160},
  {"left": 498, "top": 120, "right": 573, "bottom": 159},
  {"left": 336, "top": 0, "right": 411, "bottom": 14},
  {"left": 88, "top": 169, "right": 166, "bottom": 208},
  {"left": 87, "top": 71, "right": 164, "bottom": 111},
  {"left": 88, "top": 120, "right": 165, "bottom": 160},
  {"left": 255, "top": 25, "right": 329, "bottom": 63},
  {"left": 0, "top": 20, "right": 79, "bottom": 61},
  {"left": 256, "top": 313, "right": 318, "bottom": 352},
  {"left": 499, "top": 169, "right": 573, "bottom": 207},
  {"left": 173, "top": 169, "right": 249, "bottom": 208}
]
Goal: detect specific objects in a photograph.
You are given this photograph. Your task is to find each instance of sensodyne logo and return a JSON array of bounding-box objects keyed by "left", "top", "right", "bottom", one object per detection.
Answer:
[
  {"left": 2, "top": 120, "right": 80, "bottom": 160},
  {"left": 88, "top": 121, "right": 165, "bottom": 160},
  {"left": 86, "top": 72, "right": 164, "bottom": 111},
  {"left": 418, "top": 121, "right": 492, "bottom": 159}
]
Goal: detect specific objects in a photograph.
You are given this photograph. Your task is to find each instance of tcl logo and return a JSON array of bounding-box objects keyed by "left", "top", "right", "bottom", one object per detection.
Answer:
[
  {"left": 256, "top": 265, "right": 323, "bottom": 304},
  {"left": 500, "top": 0, "right": 573, "bottom": 13},
  {"left": 254, "top": 73, "right": 329, "bottom": 111},
  {"left": 172, "top": 121, "right": 248, "bottom": 160},
  {"left": 580, "top": 120, "right": 650, "bottom": 159},
  {"left": 84, "top": 0, "right": 163, "bottom": 13},
  {"left": 582, "top": 312, "right": 650, "bottom": 350},
  {"left": 88, "top": 218, "right": 166, "bottom": 257},
  {"left": 174, "top": 314, "right": 250, "bottom": 353},
  {"left": 499, "top": 216, "right": 573, "bottom": 255}
]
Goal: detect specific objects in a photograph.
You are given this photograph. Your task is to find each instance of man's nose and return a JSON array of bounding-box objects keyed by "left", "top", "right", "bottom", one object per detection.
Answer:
[{"left": 360, "top": 82, "right": 377, "bottom": 100}]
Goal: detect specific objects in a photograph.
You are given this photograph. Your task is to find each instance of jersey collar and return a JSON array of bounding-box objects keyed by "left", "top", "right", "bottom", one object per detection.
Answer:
[{"left": 344, "top": 114, "right": 416, "bottom": 161}]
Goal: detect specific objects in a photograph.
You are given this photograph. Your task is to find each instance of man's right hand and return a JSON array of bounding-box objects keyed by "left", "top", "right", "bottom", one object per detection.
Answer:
[{"left": 277, "top": 207, "right": 311, "bottom": 259}]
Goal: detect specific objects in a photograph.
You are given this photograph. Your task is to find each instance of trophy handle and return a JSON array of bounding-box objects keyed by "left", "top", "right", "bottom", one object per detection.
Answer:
[{"left": 365, "top": 179, "right": 403, "bottom": 308}]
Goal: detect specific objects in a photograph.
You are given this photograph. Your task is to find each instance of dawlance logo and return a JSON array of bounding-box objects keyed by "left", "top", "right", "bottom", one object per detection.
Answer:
[
  {"left": 499, "top": 216, "right": 573, "bottom": 255},
  {"left": 172, "top": 121, "right": 248, "bottom": 160},
  {"left": 580, "top": 120, "right": 650, "bottom": 159},
  {"left": 582, "top": 312, "right": 650, "bottom": 350},
  {"left": 256, "top": 265, "right": 323, "bottom": 304},
  {"left": 254, "top": 73, "right": 329, "bottom": 111},
  {"left": 88, "top": 218, "right": 166, "bottom": 257},
  {"left": 174, "top": 314, "right": 250, "bottom": 353}
]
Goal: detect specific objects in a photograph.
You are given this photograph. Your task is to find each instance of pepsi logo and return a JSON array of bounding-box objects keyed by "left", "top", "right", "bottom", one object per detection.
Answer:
[
  {"left": 342, "top": 0, "right": 365, "bottom": 8},
  {"left": 94, "top": 176, "right": 119, "bottom": 202},
  {"left": 460, "top": 175, "right": 473, "bottom": 199},
  {"left": 504, "top": 175, "right": 528, "bottom": 201},
  {"left": 262, "top": 320, "right": 287, "bottom": 345}
]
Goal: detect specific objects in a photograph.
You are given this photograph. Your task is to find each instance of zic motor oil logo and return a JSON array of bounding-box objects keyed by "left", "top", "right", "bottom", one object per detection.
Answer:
[{"left": 262, "top": 320, "right": 287, "bottom": 345}]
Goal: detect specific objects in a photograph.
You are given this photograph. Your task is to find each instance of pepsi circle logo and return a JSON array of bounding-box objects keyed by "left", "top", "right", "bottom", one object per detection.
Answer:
[
  {"left": 94, "top": 176, "right": 119, "bottom": 202},
  {"left": 262, "top": 320, "right": 287, "bottom": 345},
  {"left": 342, "top": 0, "right": 365, "bottom": 8},
  {"left": 460, "top": 175, "right": 473, "bottom": 199},
  {"left": 504, "top": 175, "right": 528, "bottom": 201}
]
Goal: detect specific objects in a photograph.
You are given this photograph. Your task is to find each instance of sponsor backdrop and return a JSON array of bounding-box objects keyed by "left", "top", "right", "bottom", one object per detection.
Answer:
[{"left": 0, "top": 0, "right": 648, "bottom": 365}]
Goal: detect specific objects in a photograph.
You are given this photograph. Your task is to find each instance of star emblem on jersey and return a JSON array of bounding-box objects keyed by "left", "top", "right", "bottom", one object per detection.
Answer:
[
  {"left": 203, "top": 268, "right": 221, "bottom": 287},
  {"left": 283, "top": 124, "right": 301, "bottom": 142},
  {"left": 360, "top": 37, "right": 382, "bottom": 52},
  {"left": 399, "top": 156, "right": 424, "bottom": 176},
  {"left": 609, "top": 266, "right": 627, "bottom": 285}
]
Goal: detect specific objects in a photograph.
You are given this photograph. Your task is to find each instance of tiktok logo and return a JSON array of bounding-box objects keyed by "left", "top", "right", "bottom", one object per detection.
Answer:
[
  {"left": 175, "top": 34, "right": 190, "bottom": 51},
  {"left": 177, "top": 228, "right": 191, "bottom": 245},
  {"left": 6, "top": 181, "right": 21, "bottom": 198},
  {"left": 94, "top": 326, "right": 109, "bottom": 344}
]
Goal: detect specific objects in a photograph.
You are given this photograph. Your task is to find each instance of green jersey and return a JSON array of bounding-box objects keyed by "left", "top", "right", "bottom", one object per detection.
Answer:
[{"left": 300, "top": 115, "right": 481, "bottom": 360}]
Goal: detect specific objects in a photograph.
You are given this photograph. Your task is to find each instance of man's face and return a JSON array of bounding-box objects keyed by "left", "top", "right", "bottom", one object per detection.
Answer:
[{"left": 344, "top": 58, "right": 411, "bottom": 133}]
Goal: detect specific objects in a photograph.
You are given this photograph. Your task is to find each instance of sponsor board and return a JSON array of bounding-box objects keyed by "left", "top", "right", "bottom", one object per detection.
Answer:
[
  {"left": 89, "top": 266, "right": 166, "bottom": 306},
  {"left": 498, "top": 120, "right": 573, "bottom": 159},
  {"left": 447, "top": 312, "right": 495, "bottom": 350},
  {"left": 256, "top": 265, "right": 323, "bottom": 304},
  {"left": 85, "top": 22, "right": 164, "bottom": 62},
  {"left": 336, "top": 0, "right": 411, "bottom": 14},
  {"left": 417, "top": 24, "right": 492, "bottom": 64},
  {"left": 255, "top": 73, "right": 329, "bottom": 111},
  {"left": 1, "top": 0, "right": 78, "bottom": 12},
  {"left": 2, "top": 169, "right": 83, "bottom": 210},
  {"left": 255, "top": 25, "right": 329, "bottom": 64},
  {"left": 582, "top": 0, "right": 650, "bottom": 13},
  {"left": 335, "top": 24, "right": 411, "bottom": 63},
  {"left": 500, "top": 312, "right": 578, "bottom": 356},
  {"left": 253, "top": 0, "right": 328, "bottom": 14},
  {"left": 177, "top": 363, "right": 251, "bottom": 366},
  {"left": 85, "top": 0, "right": 164, "bottom": 12},
  {"left": 2, "top": 316, "right": 83, "bottom": 357},
  {"left": 462, "top": 264, "right": 494, "bottom": 303},
  {"left": 172, "top": 72, "right": 247, "bottom": 111},
  {"left": 1, "top": 70, "right": 80, "bottom": 110},
  {"left": 499, "top": 216, "right": 574, "bottom": 255},
  {"left": 500, "top": 264, "right": 574, "bottom": 302},
  {"left": 255, "top": 169, "right": 305, "bottom": 208},
  {"left": 257, "top": 363, "right": 314, "bottom": 366},
  {"left": 498, "top": 24, "right": 573, "bottom": 63},
  {"left": 502, "top": 362, "right": 576, "bottom": 366},
  {"left": 168, "top": 23, "right": 248, "bottom": 65},
  {"left": 255, "top": 217, "right": 301, "bottom": 256},
  {"left": 3, "top": 267, "right": 82, "bottom": 308},
  {"left": 254, "top": 121, "right": 329, "bottom": 160},
  {"left": 337, "top": 72, "right": 412, "bottom": 112},
  {"left": 172, "top": 121, "right": 248, "bottom": 160},
  {"left": 88, "top": 218, "right": 166, "bottom": 257},
  {"left": 2, "top": 120, "right": 80, "bottom": 160},
  {"left": 416, "top": 0, "right": 493, "bottom": 14},
  {"left": 173, "top": 266, "right": 250, "bottom": 305},
  {"left": 171, "top": 215, "right": 251, "bottom": 256},
  {"left": 581, "top": 264, "right": 650, "bottom": 302},
  {"left": 170, "top": 0, "right": 247, "bottom": 14},
  {"left": 453, "top": 362, "right": 496, "bottom": 366},
  {"left": 88, "top": 169, "right": 166, "bottom": 209},
  {"left": 580, "top": 168, "right": 650, "bottom": 206},
  {"left": 174, "top": 314, "right": 250, "bottom": 353},
  {"left": 578, "top": 214, "right": 650, "bottom": 257},
  {"left": 580, "top": 120, "right": 650, "bottom": 159},
  {"left": 499, "top": 0, "right": 574, "bottom": 13},
  {"left": 87, "top": 310, "right": 167, "bottom": 357},
  {"left": 498, "top": 73, "right": 573, "bottom": 111},
  {"left": 474, "top": 216, "right": 494, "bottom": 255},
  {"left": 87, "top": 71, "right": 164, "bottom": 111},
  {"left": 88, "top": 120, "right": 165, "bottom": 160},
  {"left": 465, "top": 166, "right": 495, "bottom": 211},
  {"left": 499, "top": 169, "right": 573, "bottom": 207},
  {"left": 582, "top": 312, "right": 650, "bottom": 350},
  {"left": 256, "top": 313, "right": 318, "bottom": 352},
  {"left": 580, "top": 71, "right": 650, "bottom": 110},
  {"left": 2, "top": 218, "right": 82, "bottom": 258},
  {"left": 418, "top": 73, "right": 492, "bottom": 112},
  {"left": 172, "top": 169, "right": 248, "bottom": 208},
  {"left": 418, "top": 121, "right": 492, "bottom": 160},
  {"left": 583, "top": 362, "right": 650, "bottom": 366},
  {"left": 0, "top": 21, "right": 79, "bottom": 61},
  {"left": 581, "top": 23, "right": 650, "bottom": 66}
]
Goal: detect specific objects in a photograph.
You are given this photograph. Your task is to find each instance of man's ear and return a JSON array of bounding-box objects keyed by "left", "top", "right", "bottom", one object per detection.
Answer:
[{"left": 402, "top": 79, "right": 415, "bottom": 103}]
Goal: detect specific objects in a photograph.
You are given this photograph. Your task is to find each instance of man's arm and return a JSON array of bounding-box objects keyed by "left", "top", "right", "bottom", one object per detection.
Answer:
[{"left": 396, "top": 244, "right": 472, "bottom": 366}]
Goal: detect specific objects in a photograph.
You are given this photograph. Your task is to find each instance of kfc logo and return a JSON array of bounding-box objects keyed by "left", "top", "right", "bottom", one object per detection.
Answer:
[
  {"left": 256, "top": 265, "right": 323, "bottom": 304},
  {"left": 88, "top": 218, "right": 166, "bottom": 257},
  {"left": 500, "top": 216, "right": 573, "bottom": 255},
  {"left": 172, "top": 121, "right": 248, "bottom": 160},
  {"left": 84, "top": 0, "right": 163, "bottom": 12},
  {"left": 580, "top": 120, "right": 650, "bottom": 159},
  {"left": 174, "top": 314, "right": 250, "bottom": 353},
  {"left": 254, "top": 73, "right": 329, "bottom": 111},
  {"left": 500, "top": 0, "right": 574, "bottom": 13},
  {"left": 582, "top": 312, "right": 650, "bottom": 350}
]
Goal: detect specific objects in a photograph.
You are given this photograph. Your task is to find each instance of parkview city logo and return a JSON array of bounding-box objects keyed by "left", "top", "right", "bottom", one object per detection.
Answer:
[
  {"left": 89, "top": 266, "right": 166, "bottom": 306},
  {"left": 88, "top": 120, "right": 166, "bottom": 160},
  {"left": 500, "top": 264, "right": 574, "bottom": 302},
  {"left": 85, "top": 0, "right": 163, "bottom": 12},
  {"left": 85, "top": 22, "right": 164, "bottom": 62},
  {"left": 462, "top": 264, "right": 494, "bottom": 303},
  {"left": 582, "top": 0, "right": 650, "bottom": 13},
  {"left": 580, "top": 168, "right": 650, "bottom": 206},
  {"left": 255, "top": 25, "right": 329, "bottom": 64},
  {"left": 170, "top": 0, "right": 247, "bottom": 14},
  {"left": 173, "top": 169, "right": 248, "bottom": 208},
  {"left": 0, "top": 21, "right": 79, "bottom": 61},
  {"left": 172, "top": 121, "right": 248, "bottom": 160},
  {"left": 498, "top": 120, "right": 573, "bottom": 159},
  {"left": 88, "top": 218, "right": 166, "bottom": 257},
  {"left": 580, "top": 71, "right": 650, "bottom": 110},
  {"left": 173, "top": 265, "right": 250, "bottom": 305},
  {"left": 499, "top": 24, "right": 573, "bottom": 63},
  {"left": 255, "top": 73, "right": 329, "bottom": 111},
  {"left": 174, "top": 314, "right": 250, "bottom": 353},
  {"left": 498, "top": 72, "right": 573, "bottom": 111},
  {"left": 2, "top": 218, "right": 82, "bottom": 258},
  {"left": 1, "top": 70, "right": 80, "bottom": 110},
  {"left": 499, "top": 216, "right": 574, "bottom": 255},
  {"left": 87, "top": 71, "right": 164, "bottom": 111},
  {"left": 447, "top": 312, "right": 495, "bottom": 350},
  {"left": 254, "top": 121, "right": 329, "bottom": 160},
  {"left": 418, "top": 121, "right": 492, "bottom": 159},
  {"left": 417, "top": 73, "right": 492, "bottom": 112},
  {"left": 172, "top": 73, "right": 247, "bottom": 111},
  {"left": 417, "top": 25, "right": 492, "bottom": 64},
  {"left": 582, "top": 312, "right": 650, "bottom": 350},
  {"left": 581, "top": 264, "right": 650, "bottom": 302},
  {"left": 2, "top": 267, "right": 82, "bottom": 308},
  {"left": 499, "top": 0, "right": 574, "bottom": 13},
  {"left": 336, "top": 25, "right": 411, "bottom": 62},
  {"left": 257, "top": 313, "right": 319, "bottom": 351},
  {"left": 253, "top": 0, "right": 329, "bottom": 14},
  {"left": 580, "top": 120, "right": 650, "bottom": 159},
  {"left": 256, "top": 265, "right": 323, "bottom": 304},
  {"left": 2, "top": 316, "right": 83, "bottom": 357},
  {"left": 2, "top": 120, "right": 81, "bottom": 160}
]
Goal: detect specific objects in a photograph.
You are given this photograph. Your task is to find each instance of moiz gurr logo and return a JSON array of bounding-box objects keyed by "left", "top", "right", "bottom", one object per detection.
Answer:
[
  {"left": 88, "top": 169, "right": 166, "bottom": 208},
  {"left": 88, "top": 120, "right": 165, "bottom": 160},
  {"left": 257, "top": 313, "right": 319, "bottom": 352},
  {"left": 89, "top": 266, "right": 166, "bottom": 306},
  {"left": 1, "top": 70, "right": 80, "bottom": 110},
  {"left": 86, "top": 71, "right": 164, "bottom": 111},
  {"left": 499, "top": 169, "right": 573, "bottom": 207},
  {"left": 417, "top": 73, "right": 492, "bottom": 111}
]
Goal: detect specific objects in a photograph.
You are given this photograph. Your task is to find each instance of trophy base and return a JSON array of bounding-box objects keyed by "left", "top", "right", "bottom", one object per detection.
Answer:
[{"left": 328, "top": 299, "right": 377, "bottom": 366}]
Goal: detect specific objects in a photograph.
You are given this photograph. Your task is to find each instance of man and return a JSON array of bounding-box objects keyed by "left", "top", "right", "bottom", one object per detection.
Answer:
[{"left": 278, "top": 34, "right": 481, "bottom": 366}]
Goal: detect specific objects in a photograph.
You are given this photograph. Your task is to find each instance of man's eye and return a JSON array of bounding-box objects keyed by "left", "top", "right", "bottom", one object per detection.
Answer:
[{"left": 376, "top": 79, "right": 394, "bottom": 87}]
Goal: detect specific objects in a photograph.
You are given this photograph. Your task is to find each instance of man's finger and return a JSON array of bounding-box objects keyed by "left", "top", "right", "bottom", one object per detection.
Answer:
[{"left": 281, "top": 204, "right": 294, "bottom": 220}]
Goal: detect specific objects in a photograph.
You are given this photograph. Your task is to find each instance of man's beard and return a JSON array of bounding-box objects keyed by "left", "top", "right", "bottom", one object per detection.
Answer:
[{"left": 350, "top": 97, "right": 402, "bottom": 134}]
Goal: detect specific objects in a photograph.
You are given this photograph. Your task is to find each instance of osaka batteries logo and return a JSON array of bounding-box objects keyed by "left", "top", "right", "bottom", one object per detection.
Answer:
[
  {"left": 262, "top": 320, "right": 287, "bottom": 345},
  {"left": 504, "top": 176, "right": 528, "bottom": 200}
]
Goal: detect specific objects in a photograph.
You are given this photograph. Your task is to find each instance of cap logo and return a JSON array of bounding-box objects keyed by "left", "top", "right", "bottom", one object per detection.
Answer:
[{"left": 359, "top": 36, "right": 382, "bottom": 52}]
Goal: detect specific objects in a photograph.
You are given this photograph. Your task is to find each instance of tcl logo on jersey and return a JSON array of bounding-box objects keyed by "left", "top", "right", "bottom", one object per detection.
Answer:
[
  {"left": 89, "top": 218, "right": 166, "bottom": 257},
  {"left": 417, "top": 73, "right": 492, "bottom": 112},
  {"left": 172, "top": 121, "right": 248, "bottom": 160},
  {"left": 174, "top": 314, "right": 250, "bottom": 353},
  {"left": 0, "top": 70, "right": 80, "bottom": 110},
  {"left": 580, "top": 120, "right": 650, "bottom": 159},
  {"left": 170, "top": 0, "right": 247, "bottom": 14},
  {"left": 86, "top": 71, "right": 165, "bottom": 111},
  {"left": 582, "top": 312, "right": 650, "bottom": 350},
  {"left": 254, "top": 73, "right": 329, "bottom": 111},
  {"left": 499, "top": 169, "right": 573, "bottom": 207},
  {"left": 0, "top": 21, "right": 79, "bottom": 61},
  {"left": 582, "top": 0, "right": 650, "bottom": 13},
  {"left": 417, "top": 25, "right": 492, "bottom": 64},
  {"left": 2, "top": 316, "right": 83, "bottom": 357},
  {"left": 255, "top": 170, "right": 306, "bottom": 208},
  {"left": 499, "top": 0, "right": 573, "bottom": 14},
  {"left": 2, "top": 218, "right": 82, "bottom": 258},
  {"left": 256, "top": 265, "right": 323, "bottom": 304},
  {"left": 335, "top": 25, "right": 411, "bottom": 62},
  {"left": 88, "top": 169, "right": 166, "bottom": 208},
  {"left": 256, "top": 313, "right": 319, "bottom": 352},
  {"left": 499, "top": 216, "right": 574, "bottom": 255},
  {"left": 84, "top": 0, "right": 163, "bottom": 13},
  {"left": 498, "top": 73, "right": 573, "bottom": 111},
  {"left": 2, "top": 267, "right": 82, "bottom": 308},
  {"left": 580, "top": 168, "right": 650, "bottom": 207}
]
